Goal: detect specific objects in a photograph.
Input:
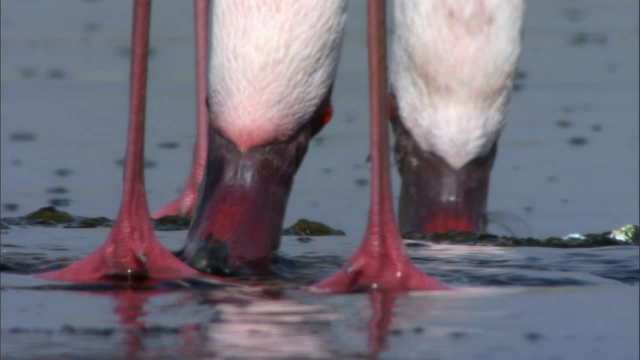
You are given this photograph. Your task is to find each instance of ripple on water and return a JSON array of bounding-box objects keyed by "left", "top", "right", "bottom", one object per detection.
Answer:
[{"left": 0, "top": 212, "right": 638, "bottom": 288}]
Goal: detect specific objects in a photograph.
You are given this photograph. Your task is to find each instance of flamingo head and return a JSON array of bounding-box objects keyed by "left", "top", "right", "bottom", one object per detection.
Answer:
[
  {"left": 182, "top": 0, "right": 347, "bottom": 275},
  {"left": 391, "top": 0, "right": 524, "bottom": 234}
]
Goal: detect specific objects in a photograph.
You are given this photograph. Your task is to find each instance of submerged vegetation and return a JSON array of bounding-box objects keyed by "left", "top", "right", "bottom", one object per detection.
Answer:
[
  {"left": 1, "top": 206, "right": 112, "bottom": 228},
  {"left": 0, "top": 207, "right": 347, "bottom": 235},
  {"left": 283, "top": 219, "right": 346, "bottom": 236},
  {"left": 403, "top": 224, "right": 640, "bottom": 248},
  {"left": 1, "top": 206, "right": 637, "bottom": 248}
]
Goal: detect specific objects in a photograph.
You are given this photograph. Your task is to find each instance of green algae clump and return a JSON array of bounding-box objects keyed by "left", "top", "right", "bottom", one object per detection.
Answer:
[
  {"left": 609, "top": 224, "right": 639, "bottom": 245},
  {"left": 26, "top": 206, "right": 73, "bottom": 224},
  {"left": 402, "top": 227, "right": 640, "bottom": 248},
  {"left": 283, "top": 219, "right": 346, "bottom": 236}
]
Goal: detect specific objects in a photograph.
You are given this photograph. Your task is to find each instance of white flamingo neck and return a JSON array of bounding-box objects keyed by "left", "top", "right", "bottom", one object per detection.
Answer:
[
  {"left": 392, "top": 0, "right": 524, "bottom": 169},
  {"left": 208, "top": 0, "right": 347, "bottom": 151}
]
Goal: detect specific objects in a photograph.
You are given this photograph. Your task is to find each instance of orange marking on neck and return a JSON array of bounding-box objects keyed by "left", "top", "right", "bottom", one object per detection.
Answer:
[{"left": 322, "top": 103, "right": 334, "bottom": 127}]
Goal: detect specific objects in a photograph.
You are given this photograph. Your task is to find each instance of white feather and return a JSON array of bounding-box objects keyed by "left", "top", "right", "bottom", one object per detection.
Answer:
[
  {"left": 392, "top": 0, "right": 524, "bottom": 169},
  {"left": 209, "top": 0, "right": 347, "bottom": 151}
]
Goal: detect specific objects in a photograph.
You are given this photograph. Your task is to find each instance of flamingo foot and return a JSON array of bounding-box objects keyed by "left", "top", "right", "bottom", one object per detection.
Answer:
[
  {"left": 309, "top": 237, "right": 449, "bottom": 294},
  {"left": 38, "top": 216, "right": 200, "bottom": 283}
]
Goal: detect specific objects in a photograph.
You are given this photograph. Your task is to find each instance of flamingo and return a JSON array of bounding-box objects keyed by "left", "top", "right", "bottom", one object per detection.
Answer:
[
  {"left": 311, "top": 0, "right": 447, "bottom": 293},
  {"left": 178, "top": 0, "right": 347, "bottom": 275},
  {"left": 159, "top": 0, "right": 524, "bottom": 274},
  {"left": 39, "top": 0, "right": 522, "bottom": 293},
  {"left": 39, "top": 0, "right": 201, "bottom": 283},
  {"left": 391, "top": 0, "right": 524, "bottom": 234},
  {"left": 313, "top": 0, "right": 523, "bottom": 292},
  {"left": 39, "top": 0, "right": 347, "bottom": 282}
]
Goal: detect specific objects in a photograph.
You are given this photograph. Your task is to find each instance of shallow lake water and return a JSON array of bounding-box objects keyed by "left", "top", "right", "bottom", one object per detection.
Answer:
[{"left": 1, "top": 1, "right": 639, "bottom": 359}]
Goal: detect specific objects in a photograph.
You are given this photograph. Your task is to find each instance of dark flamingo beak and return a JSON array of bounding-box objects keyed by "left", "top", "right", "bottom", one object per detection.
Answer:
[
  {"left": 181, "top": 98, "right": 333, "bottom": 276},
  {"left": 156, "top": 0, "right": 340, "bottom": 276},
  {"left": 391, "top": 107, "right": 497, "bottom": 234}
]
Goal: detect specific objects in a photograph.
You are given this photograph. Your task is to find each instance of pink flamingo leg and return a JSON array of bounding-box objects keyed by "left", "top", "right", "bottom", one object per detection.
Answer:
[
  {"left": 310, "top": 0, "right": 448, "bottom": 293},
  {"left": 153, "top": 0, "right": 210, "bottom": 218},
  {"left": 39, "top": 0, "right": 200, "bottom": 283}
]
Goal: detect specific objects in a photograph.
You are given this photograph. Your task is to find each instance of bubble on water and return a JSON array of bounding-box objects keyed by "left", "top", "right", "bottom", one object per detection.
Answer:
[
  {"left": 49, "top": 198, "right": 71, "bottom": 207},
  {"left": 158, "top": 141, "right": 179, "bottom": 149},
  {"left": 568, "top": 136, "right": 588, "bottom": 146},
  {"left": 3, "top": 203, "right": 19, "bottom": 212},
  {"left": 54, "top": 168, "right": 73, "bottom": 178},
  {"left": 10, "top": 131, "right": 36, "bottom": 142},
  {"left": 47, "top": 68, "right": 66, "bottom": 80},
  {"left": 354, "top": 178, "right": 369, "bottom": 187},
  {"left": 46, "top": 187, "right": 68, "bottom": 194}
]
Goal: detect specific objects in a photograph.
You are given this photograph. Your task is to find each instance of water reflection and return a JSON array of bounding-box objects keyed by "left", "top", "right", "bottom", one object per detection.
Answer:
[
  {"left": 112, "top": 290, "right": 152, "bottom": 358},
  {"left": 95, "top": 282, "right": 336, "bottom": 359},
  {"left": 84, "top": 281, "right": 420, "bottom": 359},
  {"left": 367, "top": 291, "right": 398, "bottom": 356},
  {"left": 1, "top": 228, "right": 638, "bottom": 358},
  {"left": 201, "top": 297, "right": 334, "bottom": 358}
]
